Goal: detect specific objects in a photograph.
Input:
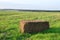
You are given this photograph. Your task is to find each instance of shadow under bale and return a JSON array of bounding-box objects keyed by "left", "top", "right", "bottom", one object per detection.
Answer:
[{"left": 20, "top": 20, "right": 49, "bottom": 33}]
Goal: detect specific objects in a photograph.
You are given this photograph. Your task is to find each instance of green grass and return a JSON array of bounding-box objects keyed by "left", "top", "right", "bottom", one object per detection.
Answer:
[{"left": 0, "top": 11, "right": 60, "bottom": 40}]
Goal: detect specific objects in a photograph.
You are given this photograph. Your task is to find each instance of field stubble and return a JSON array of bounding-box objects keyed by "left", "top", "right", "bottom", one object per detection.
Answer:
[{"left": 0, "top": 11, "right": 60, "bottom": 40}]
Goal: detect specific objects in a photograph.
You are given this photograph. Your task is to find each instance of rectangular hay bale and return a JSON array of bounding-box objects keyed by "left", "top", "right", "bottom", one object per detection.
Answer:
[{"left": 20, "top": 20, "right": 49, "bottom": 33}]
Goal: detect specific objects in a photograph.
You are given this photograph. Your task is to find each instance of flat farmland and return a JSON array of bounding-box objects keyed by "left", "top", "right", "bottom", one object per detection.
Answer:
[{"left": 0, "top": 11, "right": 60, "bottom": 40}]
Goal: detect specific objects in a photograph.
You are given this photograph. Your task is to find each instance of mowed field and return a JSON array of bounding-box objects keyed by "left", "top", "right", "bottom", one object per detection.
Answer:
[{"left": 0, "top": 10, "right": 60, "bottom": 40}]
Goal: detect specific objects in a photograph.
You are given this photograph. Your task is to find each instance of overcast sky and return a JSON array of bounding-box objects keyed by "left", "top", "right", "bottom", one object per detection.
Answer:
[{"left": 0, "top": 0, "right": 60, "bottom": 10}]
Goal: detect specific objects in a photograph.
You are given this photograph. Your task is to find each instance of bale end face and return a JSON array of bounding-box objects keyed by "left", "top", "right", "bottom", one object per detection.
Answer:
[{"left": 20, "top": 20, "right": 49, "bottom": 33}]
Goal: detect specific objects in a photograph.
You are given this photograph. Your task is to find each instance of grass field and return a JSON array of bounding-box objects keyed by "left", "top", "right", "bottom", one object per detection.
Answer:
[{"left": 0, "top": 10, "right": 60, "bottom": 40}]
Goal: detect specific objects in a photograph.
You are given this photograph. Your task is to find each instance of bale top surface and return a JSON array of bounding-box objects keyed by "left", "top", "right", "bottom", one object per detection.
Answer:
[{"left": 20, "top": 20, "right": 48, "bottom": 23}]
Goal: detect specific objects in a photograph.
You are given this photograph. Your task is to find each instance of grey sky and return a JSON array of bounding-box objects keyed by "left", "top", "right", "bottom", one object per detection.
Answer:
[{"left": 0, "top": 0, "right": 60, "bottom": 10}]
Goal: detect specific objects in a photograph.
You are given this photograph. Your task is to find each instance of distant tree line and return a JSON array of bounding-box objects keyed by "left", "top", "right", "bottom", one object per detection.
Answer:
[{"left": 0, "top": 9, "right": 60, "bottom": 12}]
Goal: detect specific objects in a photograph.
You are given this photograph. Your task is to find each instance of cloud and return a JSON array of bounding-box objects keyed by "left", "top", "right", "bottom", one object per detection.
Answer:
[{"left": 0, "top": 0, "right": 48, "bottom": 4}]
